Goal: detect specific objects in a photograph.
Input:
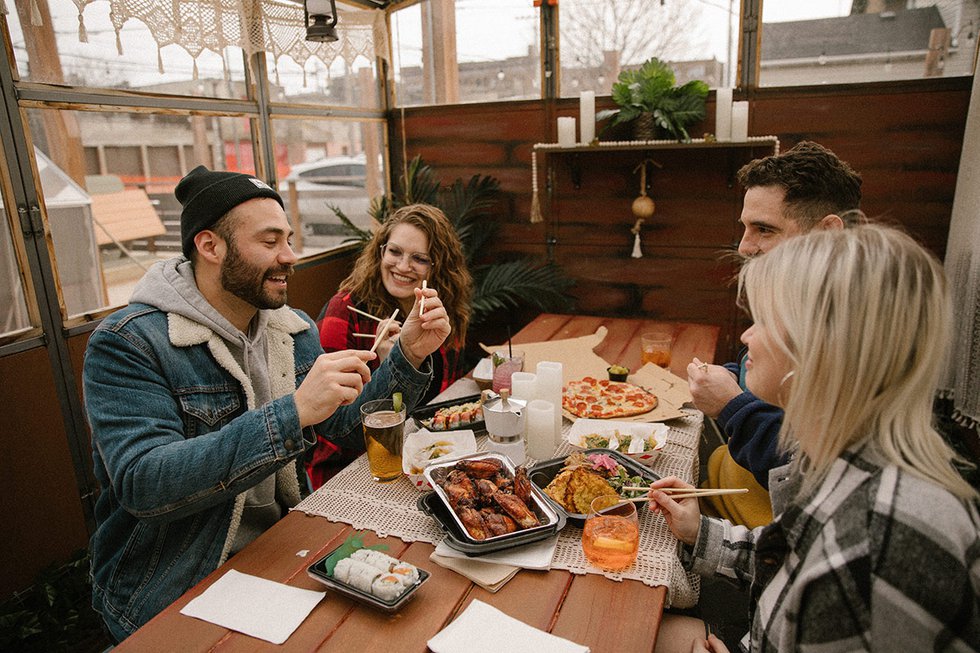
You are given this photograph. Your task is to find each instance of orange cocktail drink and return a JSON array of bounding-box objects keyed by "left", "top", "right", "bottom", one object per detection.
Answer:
[{"left": 582, "top": 496, "right": 639, "bottom": 571}]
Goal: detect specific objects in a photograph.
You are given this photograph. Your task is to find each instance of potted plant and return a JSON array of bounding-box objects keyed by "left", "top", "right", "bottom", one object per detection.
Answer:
[{"left": 596, "top": 58, "right": 709, "bottom": 142}]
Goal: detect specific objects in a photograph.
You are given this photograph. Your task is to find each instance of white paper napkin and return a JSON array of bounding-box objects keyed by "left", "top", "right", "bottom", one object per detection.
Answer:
[
  {"left": 428, "top": 600, "right": 590, "bottom": 653},
  {"left": 434, "top": 534, "right": 557, "bottom": 570},
  {"left": 179, "top": 569, "right": 325, "bottom": 644}
]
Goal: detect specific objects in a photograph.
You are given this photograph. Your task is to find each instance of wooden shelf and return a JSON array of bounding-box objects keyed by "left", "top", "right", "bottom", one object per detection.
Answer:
[{"left": 533, "top": 136, "right": 780, "bottom": 153}]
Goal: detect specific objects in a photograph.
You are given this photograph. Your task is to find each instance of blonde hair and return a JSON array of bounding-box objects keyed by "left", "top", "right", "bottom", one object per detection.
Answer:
[
  {"left": 340, "top": 204, "right": 472, "bottom": 344},
  {"left": 739, "top": 224, "right": 976, "bottom": 499}
]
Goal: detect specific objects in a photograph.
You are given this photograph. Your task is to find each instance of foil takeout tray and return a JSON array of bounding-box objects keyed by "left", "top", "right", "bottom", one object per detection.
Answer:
[{"left": 420, "top": 452, "right": 563, "bottom": 552}]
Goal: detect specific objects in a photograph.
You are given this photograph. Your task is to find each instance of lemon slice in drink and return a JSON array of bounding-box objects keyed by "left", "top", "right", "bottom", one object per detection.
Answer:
[
  {"left": 593, "top": 536, "right": 634, "bottom": 552},
  {"left": 392, "top": 392, "right": 403, "bottom": 413}
]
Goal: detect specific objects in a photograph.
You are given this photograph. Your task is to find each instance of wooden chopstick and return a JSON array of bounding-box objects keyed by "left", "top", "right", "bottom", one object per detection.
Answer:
[
  {"left": 369, "top": 309, "right": 399, "bottom": 354},
  {"left": 352, "top": 333, "right": 376, "bottom": 338},
  {"left": 419, "top": 279, "right": 427, "bottom": 316},
  {"left": 621, "top": 486, "right": 749, "bottom": 500},
  {"left": 347, "top": 305, "right": 384, "bottom": 322}
]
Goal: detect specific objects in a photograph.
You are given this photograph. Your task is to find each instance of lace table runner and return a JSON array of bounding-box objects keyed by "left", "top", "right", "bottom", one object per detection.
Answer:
[{"left": 294, "top": 411, "right": 702, "bottom": 608}]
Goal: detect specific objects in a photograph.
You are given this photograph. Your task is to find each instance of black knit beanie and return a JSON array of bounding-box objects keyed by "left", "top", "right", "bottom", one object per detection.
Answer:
[{"left": 176, "top": 165, "right": 284, "bottom": 257}]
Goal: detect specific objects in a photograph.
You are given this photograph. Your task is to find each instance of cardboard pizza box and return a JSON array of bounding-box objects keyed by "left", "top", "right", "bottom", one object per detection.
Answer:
[{"left": 481, "top": 327, "right": 692, "bottom": 423}]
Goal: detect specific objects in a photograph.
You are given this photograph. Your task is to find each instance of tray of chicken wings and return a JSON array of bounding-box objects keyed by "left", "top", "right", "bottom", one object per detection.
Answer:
[{"left": 419, "top": 452, "right": 565, "bottom": 554}]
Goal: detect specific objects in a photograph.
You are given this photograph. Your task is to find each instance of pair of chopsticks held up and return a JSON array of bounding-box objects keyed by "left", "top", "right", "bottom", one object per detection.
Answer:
[
  {"left": 618, "top": 486, "right": 749, "bottom": 503},
  {"left": 348, "top": 280, "right": 429, "bottom": 354}
]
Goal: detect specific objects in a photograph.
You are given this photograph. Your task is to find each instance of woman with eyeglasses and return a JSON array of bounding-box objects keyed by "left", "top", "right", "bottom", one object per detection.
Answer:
[{"left": 309, "top": 204, "right": 473, "bottom": 487}]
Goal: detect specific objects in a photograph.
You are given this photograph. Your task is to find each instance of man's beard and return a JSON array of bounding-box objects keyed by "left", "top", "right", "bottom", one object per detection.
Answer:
[{"left": 220, "top": 239, "right": 292, "bottom": 310}]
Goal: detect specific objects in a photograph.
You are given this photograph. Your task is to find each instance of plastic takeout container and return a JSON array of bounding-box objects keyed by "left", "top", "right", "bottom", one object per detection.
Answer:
[
  {"left": 566, "top": 419, "right": 668, "bottom": 467},
  {"left": 402, "top": 429, "right": 478, "bottom": 491},
  {"left": 307, "top": 543, "right": 430, "bottom": 613},
  {"left": 411, "top": 394, "right": 485, "bottom": 432},
  {"left": 528, "top": 449, "right": 661, "bottom": 526}
]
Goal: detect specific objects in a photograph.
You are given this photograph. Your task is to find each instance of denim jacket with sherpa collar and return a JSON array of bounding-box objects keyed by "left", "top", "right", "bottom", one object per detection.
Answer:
[{"left": 84, "top": 303, "right": 432, "bottom": 642}]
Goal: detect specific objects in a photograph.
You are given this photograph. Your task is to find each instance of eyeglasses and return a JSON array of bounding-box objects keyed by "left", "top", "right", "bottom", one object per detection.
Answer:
[{"left": 380, "top": 243, "right": 432, "bottom": 270}]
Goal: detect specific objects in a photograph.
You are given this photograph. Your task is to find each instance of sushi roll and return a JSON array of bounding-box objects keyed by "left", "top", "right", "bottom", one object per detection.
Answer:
[
  {"left": 344, "top": 559, "right": 381, "bottom": 593},
  {"left": 371, "top": 573, "right": 406, "bottom": 602},
  {"left": 350, "top": 548, "right": 398, "bottom": 572},
  {"left": 448, "top": 410, "right": 461, "bottom": 429},
  {"left": 333, "top": 557, "right": 356, "bottom": 584},
  {"left": 389, "top": 561, "right": 420, "bottom": 587}
]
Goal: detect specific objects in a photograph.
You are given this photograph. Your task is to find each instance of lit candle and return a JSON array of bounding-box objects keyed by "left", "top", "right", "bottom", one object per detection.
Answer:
[
  {"left": 526, "top": 399, "right": 556, "bottom": 461},
  {"left": 731, "top": 101, "right": 749, "bottom": 142},
  {"left": 535, "top": 361, "right": 564, "bottom": 447},
  {"left": 579, "top": 91, "right": 595, "bottom": 144},
  {"left": 557, "top": 117, "right": 576, "bottom": 148},
  {"left": 715, "top": 88, "right": 732, "bottom": 142}
]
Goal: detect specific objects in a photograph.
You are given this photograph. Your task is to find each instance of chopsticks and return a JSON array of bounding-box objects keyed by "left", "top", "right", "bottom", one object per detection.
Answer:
[
  {"left": 369, "top": 309, "right": 399, "bottom": 354},
  {"left": 419, "top": 279, "right": 427, "bottom": 316},
  {"left": 621, "top": 486, "right": 749, "bottom": 501},
  {"left": 347, "top": 304, "right": 384, "bottom": 322}
]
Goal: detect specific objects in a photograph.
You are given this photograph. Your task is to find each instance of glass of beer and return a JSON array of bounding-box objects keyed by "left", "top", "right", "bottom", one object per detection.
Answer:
[
  {"left": 582, "top": 496, "right": 639, "bottom": 571},
  {"left": 641, "top": 330, "right": 674, "bottom": 369},
  {"left": 360, "top": 398, "right": 407, "bottom": 482}
]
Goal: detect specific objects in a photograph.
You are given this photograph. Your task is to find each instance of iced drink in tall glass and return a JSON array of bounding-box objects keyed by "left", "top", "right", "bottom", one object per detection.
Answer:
[{"left": 360, "top": 399, "right": 406, "bottom": 482}]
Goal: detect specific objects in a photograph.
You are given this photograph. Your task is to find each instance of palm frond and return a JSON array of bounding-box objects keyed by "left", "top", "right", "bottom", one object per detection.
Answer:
[
  {"left": 402, "top": 156, "right": 441, "bottom": 206},
  {"left": 329, "top": 204, "right": 373, "bottom": 243},
  {"left": 470, "top": 260, "right": 575, "bottom": 325}
]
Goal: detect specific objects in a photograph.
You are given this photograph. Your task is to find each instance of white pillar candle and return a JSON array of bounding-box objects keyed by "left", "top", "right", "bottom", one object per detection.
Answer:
[
  {"left": 510, "top": 372, "right": 537, "bottom": 403},
  {"left": 557, "top": 117, "right": 576, "bottom": 148},
  {"left": 579, "top": 91, "right": 595, "bottom": 144},
  {"left": 535, "top": 361, "right": 564, "bottom": 447},
  {"left": 730, "top": 101, "right": 749, "bottom": 142},
  {"left": 715, "top": 88, "right": 732, "bottom": 142},
  {"left": 526, "top": 399, "right": 556, "bottom": 461}
]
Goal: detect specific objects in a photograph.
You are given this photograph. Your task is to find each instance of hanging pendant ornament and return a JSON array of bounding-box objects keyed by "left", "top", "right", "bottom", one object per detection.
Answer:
[{"left": 630, "top": 158, "right": 661, "bottom": 259}]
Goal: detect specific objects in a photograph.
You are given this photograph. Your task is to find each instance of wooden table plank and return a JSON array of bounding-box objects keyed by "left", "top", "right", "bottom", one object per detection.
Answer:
[{"left": 551, "top": 574, "right": 667, "bottom": 653}]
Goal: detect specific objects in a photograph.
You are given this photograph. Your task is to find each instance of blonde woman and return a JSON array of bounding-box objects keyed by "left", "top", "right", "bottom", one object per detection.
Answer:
[
  {"left": 310, "top": 204, "right": 473, "bottom": 487},
  {"left": 652, "top": 225, "right": 979, "bottom": 652}
]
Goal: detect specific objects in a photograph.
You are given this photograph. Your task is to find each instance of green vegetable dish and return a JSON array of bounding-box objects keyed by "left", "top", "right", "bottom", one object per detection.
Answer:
[
  {"left": 583, "top": 434, "right": 611, "bottom": 449},
  {"left": 616, "top": 435, "right": 656, "bottom": 453}
]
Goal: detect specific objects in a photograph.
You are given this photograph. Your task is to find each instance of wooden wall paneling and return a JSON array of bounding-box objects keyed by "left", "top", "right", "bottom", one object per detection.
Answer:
[
  {"left": 393, "top": 80, "right": 968, "bottom": 362},
  {"left": 289, "top": 249, "right": 360, "bottom": 321},
  {"left": 0, "top": 346, "right": 89, "bottom": 596}
]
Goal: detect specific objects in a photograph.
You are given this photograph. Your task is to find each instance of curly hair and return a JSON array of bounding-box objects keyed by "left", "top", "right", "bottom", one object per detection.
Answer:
[
  {"left": 340, "top": 204, "right": 473, "bottom": 344},
  {"left": 737, "top": 141, "right": 863, "bottom": 230}
]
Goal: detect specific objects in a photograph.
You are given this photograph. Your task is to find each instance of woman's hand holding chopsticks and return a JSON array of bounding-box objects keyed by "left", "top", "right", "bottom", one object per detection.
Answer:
[
  {"left": 398, "top": 285, "right": 451, "bottom": 370},
  {"left": 646, "top": 476, "right": 703, "bottom": 546}
]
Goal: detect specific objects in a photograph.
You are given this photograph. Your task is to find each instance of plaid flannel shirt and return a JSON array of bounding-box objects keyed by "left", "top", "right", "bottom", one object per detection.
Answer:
[{"left": 683, "top": 449, "right": 980, "bottom": 652}]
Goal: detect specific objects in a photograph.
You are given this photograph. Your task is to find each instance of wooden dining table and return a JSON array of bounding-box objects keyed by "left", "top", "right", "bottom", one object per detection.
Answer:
[{"left": 114, "top": 314, "right": 719, "bottom": 653}]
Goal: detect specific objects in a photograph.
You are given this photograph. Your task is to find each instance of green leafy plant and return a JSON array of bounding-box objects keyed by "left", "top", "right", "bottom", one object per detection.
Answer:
[
  {"left": 596, "top": 58, "right": 709, "bottom": 142},
  {"left": 331, "top": 156, "right": 575, "bottom": 329}
]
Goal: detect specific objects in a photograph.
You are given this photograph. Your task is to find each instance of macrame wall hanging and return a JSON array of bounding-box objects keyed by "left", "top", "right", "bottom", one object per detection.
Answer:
[
  {"left": 630, "top": 158, "right": 660, "bottom": 258},
  {"left": 2, "top": 0, "right": 388, "bottom": 87}
]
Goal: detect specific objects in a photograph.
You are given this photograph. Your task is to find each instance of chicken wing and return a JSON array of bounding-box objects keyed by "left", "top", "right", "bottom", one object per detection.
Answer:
[
  {"left": 480, "top": 509, "right": 518, "bottom": 536},
  {"left": 458, "top": 507, "right": 489, "bottom": 540},
  {"left": 455, "top": 458, "right": 504, "bottom": 479},
  {"left": 492, "top": 493, "right": 540, "bottom": 529}
]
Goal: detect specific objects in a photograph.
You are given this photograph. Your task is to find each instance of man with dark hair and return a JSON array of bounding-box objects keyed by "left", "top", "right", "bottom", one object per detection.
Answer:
[
  {"left": 689, "top": 141, "right": 863, "bottom": 526},
  {"left": 83, "top": 166, "right": 450, "bottom": 641}
]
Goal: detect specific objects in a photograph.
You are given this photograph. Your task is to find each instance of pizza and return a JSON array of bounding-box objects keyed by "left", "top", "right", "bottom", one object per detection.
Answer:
[{"left": 562, "top": 377, "right": 658, "bottom": 419}]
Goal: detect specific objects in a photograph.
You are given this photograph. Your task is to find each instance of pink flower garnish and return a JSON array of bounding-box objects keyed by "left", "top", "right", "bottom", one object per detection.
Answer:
[{"left": 588, "top": 453, "right": 619, "bottom": 474}]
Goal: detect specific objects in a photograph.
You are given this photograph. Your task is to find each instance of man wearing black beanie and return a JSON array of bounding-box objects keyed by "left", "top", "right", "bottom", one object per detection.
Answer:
[{"left": 82, "top": 165, "right": 451, "bottom": 643}]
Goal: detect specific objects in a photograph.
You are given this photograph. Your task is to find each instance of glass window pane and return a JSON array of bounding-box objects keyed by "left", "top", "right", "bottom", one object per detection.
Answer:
[
  {"left": 273, "top": 118, "right": 386, "bottom": 254},
  {"left": 27, "top": 107, "right": 258, "bottom": 316},
  {"left": 391, "top": 0, "right": 540, "bottom": 106},
  {"left": 9, "top": 0, "right": 248, "bottom": 98},
  {"left": 760, "top": 1, "right": 978, "bottom": 87},
  {"left": 559, "top": 0, "right": 738, "bottom": 97},
  {"left": 0, "top": 144, "right": 34, "bottom": 338}
]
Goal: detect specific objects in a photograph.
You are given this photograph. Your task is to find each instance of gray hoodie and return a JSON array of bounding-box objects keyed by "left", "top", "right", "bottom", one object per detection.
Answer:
[{"left": 130, "top": 257, "right": 283, "bottom": 553}]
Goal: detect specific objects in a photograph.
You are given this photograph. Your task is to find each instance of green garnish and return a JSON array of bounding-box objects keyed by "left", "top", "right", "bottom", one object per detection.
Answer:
[
  {"left": 322, "top": 533, "right": 388, "bottom": 575},
  {"left": 392, "top": 392, "right": 403, "bottom": 413}
]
